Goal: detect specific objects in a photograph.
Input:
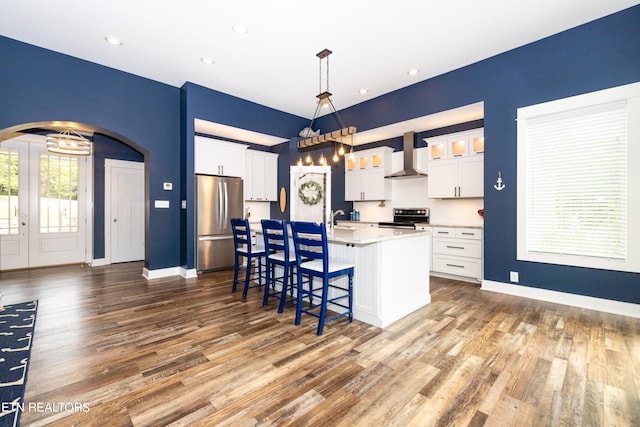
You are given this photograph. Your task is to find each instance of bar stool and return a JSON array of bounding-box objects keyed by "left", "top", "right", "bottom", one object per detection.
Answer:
[
  {"left": 290, "top": 221, "right": 355, "bottom": 335},
  {"left": 231, "top": 218, "right": 266, "bottom": 297},
  {"left": 261, "top": 219, "right": 299, "bottom": 312}
]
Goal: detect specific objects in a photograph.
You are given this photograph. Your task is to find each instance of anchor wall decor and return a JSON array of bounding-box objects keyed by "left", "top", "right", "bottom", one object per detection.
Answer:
[{"left": 494, "top": 171, "right": 505, "bottom": 191}]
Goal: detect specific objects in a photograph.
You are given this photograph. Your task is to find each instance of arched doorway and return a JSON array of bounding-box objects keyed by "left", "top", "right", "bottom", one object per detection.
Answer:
[{"left": 0, "top": 121, "right": 148, "bottom": 271}]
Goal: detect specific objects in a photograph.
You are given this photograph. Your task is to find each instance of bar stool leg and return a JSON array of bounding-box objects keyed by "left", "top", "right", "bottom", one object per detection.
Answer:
[
  {"left": 242, "top": 256, "right": 251, "bottom": 297},
  {"left": 316, "top": 278, "right": 330, "bottom": 336},
  {"left": 277, "top": 263, "right": 290, "bottom": 313},
  {"left": 295, "top": 268, "right": 304, "bottom": 325},
  {"left": 232, "top": 252, "right": 240, "bottom": 293},
  {"left": 262, "top": 260, "right": 272, "bottom": 306},
  {"left": 349, "top": 272, "right": 354, "bottom": 322}
]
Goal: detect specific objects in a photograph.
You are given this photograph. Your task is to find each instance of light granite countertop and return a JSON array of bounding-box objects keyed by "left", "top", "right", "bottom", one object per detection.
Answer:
[
  {"left": 326, "top": 226, "right": 430, "bottom": 245},
  {"left": 255, "top": 225, "right": 430, "bottom": 246},
  {"left": 336, "top": 220, "right": 483, "bottom": 229}
]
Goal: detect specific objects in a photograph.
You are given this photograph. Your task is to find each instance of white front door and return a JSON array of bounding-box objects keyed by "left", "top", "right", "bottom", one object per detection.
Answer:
[
  {"left": 106, "top": 160, "right": 144, "bottom": 263},
  {"left": 0, "top": 135, "right": 89, "bottom": 270},
  {"left": 0, "top": 141, "right": 28, "bottom": 270}
]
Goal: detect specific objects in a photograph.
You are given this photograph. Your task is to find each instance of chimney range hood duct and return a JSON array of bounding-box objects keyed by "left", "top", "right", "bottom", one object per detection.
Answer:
[{"left": 385, "top": 131, "right": 427, "bottom": 179}]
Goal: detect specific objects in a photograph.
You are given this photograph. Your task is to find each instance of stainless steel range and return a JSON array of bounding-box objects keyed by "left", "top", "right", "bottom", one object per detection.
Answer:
[{"left": 378, "top": 208, "right": 429, "bottom": 229}]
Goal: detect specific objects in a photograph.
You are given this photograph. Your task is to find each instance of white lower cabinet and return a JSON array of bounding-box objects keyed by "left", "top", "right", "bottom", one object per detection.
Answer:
[{"left": 431, "top": 226, "right": 483, "bottom": 282}]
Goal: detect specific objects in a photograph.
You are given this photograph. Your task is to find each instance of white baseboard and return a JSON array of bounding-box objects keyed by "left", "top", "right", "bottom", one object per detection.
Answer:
[
  {"left": 180, "top": 267, "right": 197, "bottom": 279},
  {"left": 430, "top": 271, "right": 481, "bottom": 284},
  {"left": 142, "top": 266, "right": 198, "bottom": 280},
  {"left": 481, "top": 279, "right": 640, "bottom": 319},
  {"left": 90, "top": 258, "right": 108, "bottom": 267},
  {"left": 142, "top": 266, "right": 182, "bottom": 280}
]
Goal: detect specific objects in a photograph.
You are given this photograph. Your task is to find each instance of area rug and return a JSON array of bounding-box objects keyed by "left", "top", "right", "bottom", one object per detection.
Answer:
[{"left": 0, "top": 301, "right": 38, "bottom": 427}]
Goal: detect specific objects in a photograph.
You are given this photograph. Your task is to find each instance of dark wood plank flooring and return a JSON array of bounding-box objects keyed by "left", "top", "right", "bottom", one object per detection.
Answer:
[{"left": 1, "top": 262, "right": 638, "bottom": 426}]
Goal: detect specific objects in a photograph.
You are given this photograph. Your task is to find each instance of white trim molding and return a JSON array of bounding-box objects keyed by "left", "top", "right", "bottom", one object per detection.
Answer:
[
  {"left": 90, "top": 258, "right": 108, "bottom": 267},
  {"left": 180, "top": 267, "right": 197, "bottom": 279},
  {"left": 142, "top": 266, "right": 198, "bottom": 280},
  {"left": 482, "top": 280, "right": 640, "bottom": 319},
  {"left": 142, "top": 266, "right": 182, "bottom": 280}
]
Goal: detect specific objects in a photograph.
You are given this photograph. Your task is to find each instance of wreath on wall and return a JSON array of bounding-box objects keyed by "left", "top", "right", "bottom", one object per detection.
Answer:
[{"left": 298, "top": 180, "right": 323, "bottom": 206}]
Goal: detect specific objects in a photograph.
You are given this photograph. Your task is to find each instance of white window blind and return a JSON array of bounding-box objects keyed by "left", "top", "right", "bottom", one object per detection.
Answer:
[
  {"left": 525, "top": 101, "right": 627, "bottom": 260},
  {"left": 517, "top": 81, "right": 640, "bottom": 273}
]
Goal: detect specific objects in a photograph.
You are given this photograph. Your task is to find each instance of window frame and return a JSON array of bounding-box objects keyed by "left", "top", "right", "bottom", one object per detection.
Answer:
[{"left": 517, "top": 82, "right": 640, "bottom": 273}]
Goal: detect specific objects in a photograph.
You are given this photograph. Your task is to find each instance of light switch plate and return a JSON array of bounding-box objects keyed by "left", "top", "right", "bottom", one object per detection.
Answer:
[{"left": 154, "top": 200, "right": 170, "bottom": 209}]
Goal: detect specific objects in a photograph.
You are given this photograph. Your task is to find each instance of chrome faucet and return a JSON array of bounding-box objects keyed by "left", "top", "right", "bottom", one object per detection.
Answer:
[{"left": 330, "top": 209, "right": 345, "bottom": 227}]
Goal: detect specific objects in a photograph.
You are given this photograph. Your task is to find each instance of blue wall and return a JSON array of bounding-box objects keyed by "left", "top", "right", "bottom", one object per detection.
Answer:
[
  {"left": 321, "top": 6, "right": 639, "bottom": 303},
  {"left": 0, "top": 36, "right": 181, "bottom": 270},
  {"left": 1, "top": 5, "right": 638, "bottom": 304},
  {"left": 180, "top": 82, "right": 308, "bottom": 269}
]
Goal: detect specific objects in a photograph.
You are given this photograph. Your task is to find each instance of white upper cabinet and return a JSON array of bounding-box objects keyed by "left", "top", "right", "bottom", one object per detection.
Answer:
[
  {"left": 345, "top": 147, "right": 393, "bottom": 201},
  {"left": 245, "top": 150, "right": 278, "bottom": 201},
  {"left": 346, "top": 147, "right": 391, "bottom": 172},
  {"left": 425, "top": 128, "right": 484, "bottom": 161},
  {"left": 194, "top": 136, "right": 248, "bottom": 177},
  {"left": 426, "top": 129, "right": 484, "bottom": 198}
]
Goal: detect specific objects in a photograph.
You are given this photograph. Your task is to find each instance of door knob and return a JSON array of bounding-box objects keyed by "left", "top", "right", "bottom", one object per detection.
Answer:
[
  {"left": 21, "top": 221, "right": 26, "bottom": 226},
  {"left": 113, "top": 218, "right": 117, "bottom": 222}
]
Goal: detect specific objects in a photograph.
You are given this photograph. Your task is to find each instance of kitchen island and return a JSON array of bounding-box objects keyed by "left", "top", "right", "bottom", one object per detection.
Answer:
[{"left": 256, "top": 226, "right": 431, "bottom": 328}]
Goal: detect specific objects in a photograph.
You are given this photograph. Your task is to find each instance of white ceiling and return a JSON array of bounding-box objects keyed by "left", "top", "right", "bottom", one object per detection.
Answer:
[{"left": 2, "top": 1, "right": 638, "bottom": 144}]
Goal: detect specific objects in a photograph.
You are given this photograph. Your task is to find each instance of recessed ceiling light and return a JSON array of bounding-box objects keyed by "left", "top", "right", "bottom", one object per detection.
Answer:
[
  {"left": 104, "top": 35, "right": 123, "bottom": 46},
  {"left": 407, "top": 69, "right": 420, "bottom": 76},
  {"left": 359, "top": 88, "right": 369, "bottom": 95},
  {"left": 201, "top": 57, "right": 214, "bottom": 65},
  {"left": 232, "top": 24, "right": 248, "bottom": 35}
]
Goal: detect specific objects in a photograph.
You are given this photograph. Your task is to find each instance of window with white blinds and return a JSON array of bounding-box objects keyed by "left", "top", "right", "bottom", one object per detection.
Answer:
[{"left": 517, "top": 82, "right": 640, "bottom": 273}]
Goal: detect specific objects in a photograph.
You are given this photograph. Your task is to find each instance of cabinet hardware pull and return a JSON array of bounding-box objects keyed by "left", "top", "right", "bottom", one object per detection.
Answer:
[
  {"left": 446, "top": 245, "right": 465, "bottom": 249},
  {"left": 461, "top": 232, "right": 473, "bottom": 235},
  {"left": 446, "top": 263, "right": 465, "bottom": 268},
  {"left": 437, "top": 231, "right": 449, "bottom": 234}
]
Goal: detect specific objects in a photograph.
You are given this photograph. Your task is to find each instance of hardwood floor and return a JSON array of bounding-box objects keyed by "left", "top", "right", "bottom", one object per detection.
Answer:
[{"left": 2, "top": 262, "right": 638, "bottom": 426}]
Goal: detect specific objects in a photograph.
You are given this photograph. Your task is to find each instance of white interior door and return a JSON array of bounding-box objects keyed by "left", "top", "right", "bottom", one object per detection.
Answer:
[
  {"left": 1, "top": 135, "right": 89, "bottom": 270},
  {"left": 106, "top": 160, "right": 144, "bottom": 263}
]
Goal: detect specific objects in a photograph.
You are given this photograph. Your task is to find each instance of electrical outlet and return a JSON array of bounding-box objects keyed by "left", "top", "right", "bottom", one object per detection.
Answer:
[{"left": 510, "top": 271, "right": 519, "bottom": 283}]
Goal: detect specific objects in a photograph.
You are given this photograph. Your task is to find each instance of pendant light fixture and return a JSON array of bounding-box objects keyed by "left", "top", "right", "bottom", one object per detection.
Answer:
[
  {"left": 298, "top": 49, "right": 356, "bottom": 165},
  {"left": 45, "top": 128, "right": 92, "bottom": 156}
]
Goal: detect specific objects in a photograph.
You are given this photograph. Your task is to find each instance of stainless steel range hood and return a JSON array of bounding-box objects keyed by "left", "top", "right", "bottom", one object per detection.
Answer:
[{"left": 385, "top": 131, "right": 427, "bottom": 179}]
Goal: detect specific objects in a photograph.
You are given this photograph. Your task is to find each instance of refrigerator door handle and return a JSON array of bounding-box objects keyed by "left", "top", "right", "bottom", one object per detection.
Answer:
[
  {"left": 198, "top": 235, "right": 233, "bottom": 241},
  {"left": 223, "top": 181, "right": 229, "bottom": 226},
  {"left": 217, "top": 181, "right": 224, "bottom": 228}
]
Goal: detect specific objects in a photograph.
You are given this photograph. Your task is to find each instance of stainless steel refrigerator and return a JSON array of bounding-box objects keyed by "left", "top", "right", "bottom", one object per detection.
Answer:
[{"left": 196, "top": 174, "right": 243, "bottom": 272}]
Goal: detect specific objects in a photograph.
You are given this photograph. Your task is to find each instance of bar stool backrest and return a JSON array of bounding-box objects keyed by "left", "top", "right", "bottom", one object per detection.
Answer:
[
  {"left": 290, "top": 221, "right": 328, "bottom": 272},
  {"left": 261, "top": 219, "right": 289, "bottom": 257},
  {"left": 231, "top": 218, "right": 252, "bottom": 255}
]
